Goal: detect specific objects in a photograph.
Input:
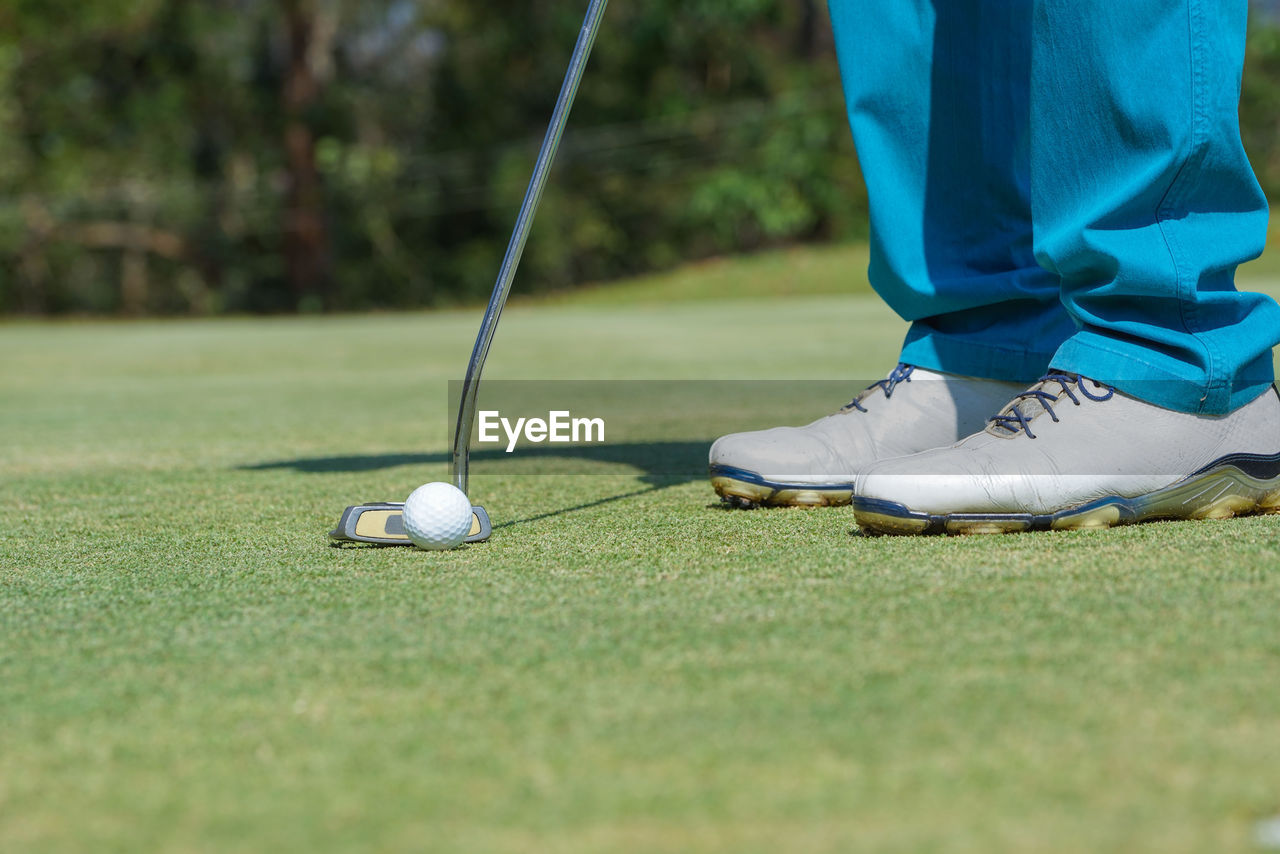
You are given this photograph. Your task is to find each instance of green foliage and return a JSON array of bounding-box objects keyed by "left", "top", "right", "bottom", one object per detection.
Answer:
[
  {"left": 318, "top": 0, "right": 866, "bottom": 311},
  {"left": 1243, "top": 22, "right": 1280, "bottom": 203},
  {"left": 1, "top": 2, "right": 1277, "bottom": 315},
  {"left": 0, "top": 0, "right": 864, "bottom": 314}
]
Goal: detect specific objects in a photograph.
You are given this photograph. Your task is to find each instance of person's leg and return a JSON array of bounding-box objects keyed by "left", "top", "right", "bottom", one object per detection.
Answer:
[
  {"left": 852, "top": 0, "right": 1280, "bottom": 535},
  {"left": 829, "top": 0, "right": 1076, "bottom": 382},
  {"left": 1032, "top": 0, "right": 1280, "bottom": 414},
  {"left": 708, "top": 0, "right": 1044, "bottom": 508}
]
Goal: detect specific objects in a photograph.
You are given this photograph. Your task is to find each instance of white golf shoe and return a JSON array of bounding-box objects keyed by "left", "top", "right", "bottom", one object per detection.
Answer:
[
  {"left": 709, "top": 364, "right": 1027, "bottom": 507},
  {"left": 853, "top": 373, "right": 1280, "bottom": 534}
]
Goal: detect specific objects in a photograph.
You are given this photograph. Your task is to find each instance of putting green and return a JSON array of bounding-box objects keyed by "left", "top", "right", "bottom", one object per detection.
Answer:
[{"left": 2, "top": 242, "right": 1280, "bottom": 853}]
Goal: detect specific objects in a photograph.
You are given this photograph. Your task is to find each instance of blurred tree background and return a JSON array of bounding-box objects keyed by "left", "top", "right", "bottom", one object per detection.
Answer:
[{"left": 0, "top": 0, "right": 1277, "bottom": 315}]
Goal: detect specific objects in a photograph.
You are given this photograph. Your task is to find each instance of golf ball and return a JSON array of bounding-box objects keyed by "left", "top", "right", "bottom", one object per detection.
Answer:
[{"left": 402, "top": 482, "right": 473, "bottom": 550}]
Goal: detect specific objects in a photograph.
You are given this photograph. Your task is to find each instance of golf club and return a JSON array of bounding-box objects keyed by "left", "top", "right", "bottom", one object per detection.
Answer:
[{"left": 331, "top": 0, "right": 609, "bottom": 546}]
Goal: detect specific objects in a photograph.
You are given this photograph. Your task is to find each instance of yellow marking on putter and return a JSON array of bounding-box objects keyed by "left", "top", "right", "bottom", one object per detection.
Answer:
[
  {"left": 354, "top": 509, "right": 407, "bottom": 540},
  {"left": 331, "top": 504, "right": 492, "bottom": 545}
]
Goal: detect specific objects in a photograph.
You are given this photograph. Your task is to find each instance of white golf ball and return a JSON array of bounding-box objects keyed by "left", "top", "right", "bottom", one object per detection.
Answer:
[{"left": 402, "top": 482, "right": 473, "bottom": 550}]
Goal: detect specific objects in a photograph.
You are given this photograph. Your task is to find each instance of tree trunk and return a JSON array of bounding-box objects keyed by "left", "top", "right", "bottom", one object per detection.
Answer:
[
  {"left": 281, "top": 0, "right": 329, "bottom": 307},
  {"left": 797, "top": 0, "right": 821, "bottom": 59},
  {"left": 18, "top": 196, "right": 52, "bottom": 314}
]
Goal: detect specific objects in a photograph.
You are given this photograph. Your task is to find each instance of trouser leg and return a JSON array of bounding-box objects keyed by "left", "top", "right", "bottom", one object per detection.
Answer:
[
  {"left": 829, "top": 0, "right": 1075, "bottom": 382},
  {"left": 1032, "top": 0, "right": 1278, "bottom": 414}
]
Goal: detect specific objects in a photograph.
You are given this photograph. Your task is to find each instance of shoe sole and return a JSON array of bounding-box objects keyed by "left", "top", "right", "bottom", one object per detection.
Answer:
[
  {"left": 853, "top": 454, "right": 1280, "bottom": 535},
  {"left": 709, "top": 464, "right": 854, "bottom": 509}
]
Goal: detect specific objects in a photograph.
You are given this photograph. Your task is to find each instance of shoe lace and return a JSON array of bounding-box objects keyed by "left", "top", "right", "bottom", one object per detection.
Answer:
[
  {"left": 989, "top": 372, "right": 1115, "bottom": 439},
  {"left": 843, "top": 363, "right": 915, "bottom": 413}
]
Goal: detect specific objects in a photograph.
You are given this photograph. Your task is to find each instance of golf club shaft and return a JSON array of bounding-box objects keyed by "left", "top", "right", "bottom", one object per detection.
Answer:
[{"left": 451, "top": 0, "right": 609, "bottom": 497}]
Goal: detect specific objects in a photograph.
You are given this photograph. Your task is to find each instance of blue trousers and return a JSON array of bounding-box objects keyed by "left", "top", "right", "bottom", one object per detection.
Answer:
[{"left": 829, "top": 0, "right": 1280, "bottom": 414}]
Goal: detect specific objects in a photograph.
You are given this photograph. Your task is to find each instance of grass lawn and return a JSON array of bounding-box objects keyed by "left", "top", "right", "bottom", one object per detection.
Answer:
[{"left": 3, "top": 242, "right": 1280, "bottom": 853}]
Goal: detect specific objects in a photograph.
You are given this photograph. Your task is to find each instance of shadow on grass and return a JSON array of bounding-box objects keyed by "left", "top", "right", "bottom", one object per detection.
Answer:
[
  {"left": 241, "top": 440, "right": 709, "bottom": 486},
  {"left": 245, "top": 441, "right": 711, "bottom": 529},
  {"left": 493, "top": 485, "right": 667, "bottom": 530}
]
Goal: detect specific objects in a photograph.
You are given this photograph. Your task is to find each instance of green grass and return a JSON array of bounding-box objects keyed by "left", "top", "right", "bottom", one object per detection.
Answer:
[
  {"left": 4, "top": 241, "right": 1280, "bottom": 853},
  {"left": 531, "top": 242, "right": 875, "bottom": 306}
]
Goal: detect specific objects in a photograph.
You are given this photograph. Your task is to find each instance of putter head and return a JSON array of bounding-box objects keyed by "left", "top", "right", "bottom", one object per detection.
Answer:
[{"left": 329, "top": 502, "right": 492, "bottom": 546}]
